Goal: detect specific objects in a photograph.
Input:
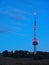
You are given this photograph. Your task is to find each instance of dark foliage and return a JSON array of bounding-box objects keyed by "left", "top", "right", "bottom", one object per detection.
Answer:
[{"left": 1, "top": 50, "right": 49, "bottom": 60}]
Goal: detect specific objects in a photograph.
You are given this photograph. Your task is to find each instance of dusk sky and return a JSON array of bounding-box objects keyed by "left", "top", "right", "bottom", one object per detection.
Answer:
[{"left": 0, "top": 0, "right": 49, "bottom": 52}]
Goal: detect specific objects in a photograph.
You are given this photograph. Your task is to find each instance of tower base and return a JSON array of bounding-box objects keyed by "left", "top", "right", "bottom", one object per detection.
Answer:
[{"left": 34, "top": 45, "right": 37, "bottom": 55}]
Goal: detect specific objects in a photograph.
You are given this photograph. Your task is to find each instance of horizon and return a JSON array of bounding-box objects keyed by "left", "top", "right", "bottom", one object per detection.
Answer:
[
  {"left": 1, "top": 50, "right": 49, "bottom": 53},
  {"left": 0, "top": 0, "right": 49, "bottom": 52}
]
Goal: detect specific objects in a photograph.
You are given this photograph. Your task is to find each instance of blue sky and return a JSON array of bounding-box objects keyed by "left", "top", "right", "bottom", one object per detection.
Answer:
[{"left": 0, "top": 0, "right": 49, "bottom": 52}]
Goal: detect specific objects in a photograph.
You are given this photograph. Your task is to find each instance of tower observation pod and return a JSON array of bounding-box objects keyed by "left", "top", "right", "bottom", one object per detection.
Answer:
[{"left": 32, "top": 12, "right": 38, "bottom": 55}]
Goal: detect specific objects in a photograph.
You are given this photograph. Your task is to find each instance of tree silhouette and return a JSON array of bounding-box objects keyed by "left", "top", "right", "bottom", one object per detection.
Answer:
[
  {"left": 1, "top": 50, "right": 49, "bottom": 60},
  {"left": 2, "top": 50, "right": 9, "bottom": 57}
]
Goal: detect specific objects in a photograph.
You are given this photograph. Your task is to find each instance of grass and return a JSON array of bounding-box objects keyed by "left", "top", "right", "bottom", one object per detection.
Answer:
[{"left": 0, "top": 56, "right": 49, "bottom": 65}]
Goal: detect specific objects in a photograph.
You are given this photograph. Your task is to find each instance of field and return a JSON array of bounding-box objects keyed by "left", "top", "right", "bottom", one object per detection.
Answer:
[{"left": 0, "top": 56, "right": 49, "bottom": 65}]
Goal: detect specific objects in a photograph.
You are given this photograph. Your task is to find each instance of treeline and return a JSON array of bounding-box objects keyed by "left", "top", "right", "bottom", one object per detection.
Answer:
[
  {"left": 1, "top": 50, "right": 32, "bottom": 58},
  {"left": 1, "top": 50, "right": 49, "bottom": 60}
]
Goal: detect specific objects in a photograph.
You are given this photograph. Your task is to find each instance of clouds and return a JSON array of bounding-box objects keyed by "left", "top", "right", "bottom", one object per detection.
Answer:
[
  {"left": 9, "top": 12, "right": 27, "bottom": 21},
  {"left": 0, "top": 5, "right": 33, "bottom": 20},
  {"left": 0, "top": 23, "right": 22, "bottom": 35},
  {"left": 0, "top": 8, "right": 28, "bottom": 20},
  {"left": 0, "top": 29, "right": 8, "bottom": 34},
  {"left": 0, "top": 8, "right": 28, "bottom": 36},
  {"left": 0, "top": 0, "right": 33, "bottom": 36},
  {"left": 16, "top": 33, "right": 24, "bottom": 36},
  {"left": 0, "top": 7, "right": 30, "bottom": 36},
  {"left": 0, "top": 25, "right": 9, "bottom": 34}
]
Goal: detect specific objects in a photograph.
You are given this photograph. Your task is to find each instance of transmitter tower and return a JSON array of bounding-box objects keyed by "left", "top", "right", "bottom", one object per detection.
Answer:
[{"left": 32, "top": 12, "right": 38, "bottom": 55}]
